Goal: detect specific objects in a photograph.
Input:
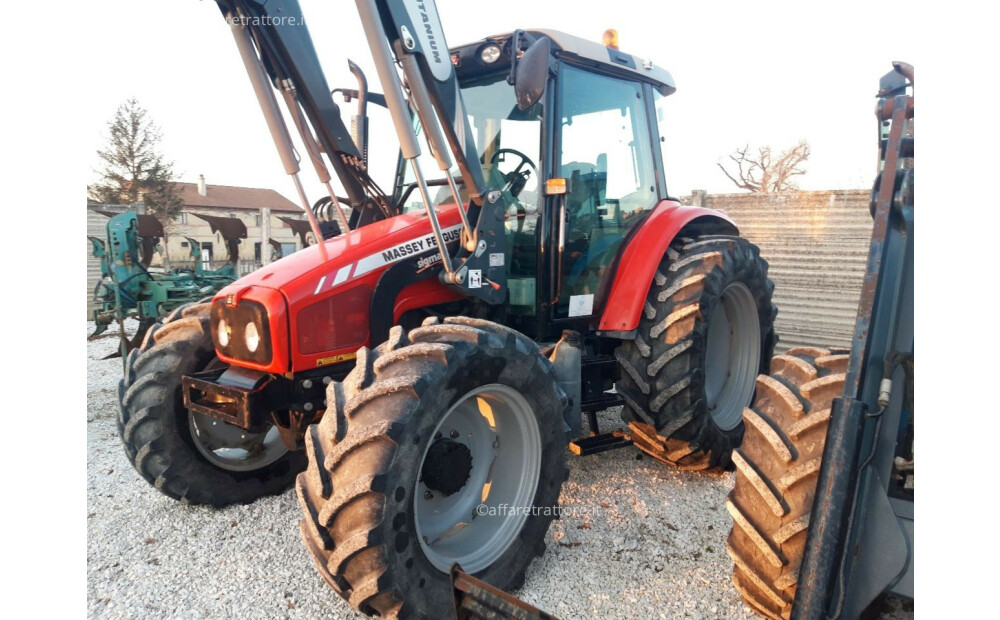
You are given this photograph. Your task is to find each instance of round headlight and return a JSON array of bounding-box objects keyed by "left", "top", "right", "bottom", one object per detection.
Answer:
[
  {"left": 245, "top": 322, "right": 260, "bottom": 353},
  {"left": 480, "top": 44, "right": 501, "bottom": 64},
  {"left": 218, "top": 319, "right": 230, "bottom": 347}
]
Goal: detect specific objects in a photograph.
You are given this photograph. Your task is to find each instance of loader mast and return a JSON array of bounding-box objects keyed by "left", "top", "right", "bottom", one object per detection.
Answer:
[
  {"left": 793, "top": 62, "right": 914, "bottom": 619},
  {"left": 355, "top": 0, "right": 508, "bottom": 298},
  {"left": 366, "top": 0, "right": 488, "bottom": 203},
  {"left": 217, "top": 0, "right": 507, "bottom": 303}
]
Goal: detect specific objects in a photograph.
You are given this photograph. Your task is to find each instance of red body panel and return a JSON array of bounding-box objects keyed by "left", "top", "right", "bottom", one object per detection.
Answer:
[
  {"left": 214, "top": 207, "right": 465, "bottom": 373},
  {"left": 597, "top": 200, "right": 737, "bottom": 333},
  {"left": 393, "top": 278, "right": 466, "bottom": 320}
]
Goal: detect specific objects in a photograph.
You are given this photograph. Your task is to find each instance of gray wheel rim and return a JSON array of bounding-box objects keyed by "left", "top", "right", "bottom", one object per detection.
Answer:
[
  {"left": 188, "top": 413, "right": 288, "bottom": 472},
  {"left": 704, "top": 282, "right": 761, "bottom": 431},
  {"left": 414, "top": 384, "right": 541, "bottom": 573}
]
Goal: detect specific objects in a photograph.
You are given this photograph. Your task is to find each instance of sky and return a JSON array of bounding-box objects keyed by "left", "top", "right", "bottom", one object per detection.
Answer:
[{"left": 82, "top": 0, "right": 921, "bottom": 204}]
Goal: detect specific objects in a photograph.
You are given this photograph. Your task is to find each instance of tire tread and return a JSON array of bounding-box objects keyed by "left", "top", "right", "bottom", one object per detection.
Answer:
[
  {"left": 726, "top": 353, "right": 846, "bottom": 619},
  {"left": 616, "top": 235, "right": 777, "bottom": 471},
  {"left": 297, "top": 318, "right": 569, "bottom": 618}
]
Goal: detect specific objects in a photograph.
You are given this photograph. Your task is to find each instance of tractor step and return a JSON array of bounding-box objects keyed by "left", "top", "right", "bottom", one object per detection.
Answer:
[
  {"left": 581, "top": 393, "right": 623, "bottom": 412},
  {"left": 569, "top": 431, "right": 633, "bottom": 456}
]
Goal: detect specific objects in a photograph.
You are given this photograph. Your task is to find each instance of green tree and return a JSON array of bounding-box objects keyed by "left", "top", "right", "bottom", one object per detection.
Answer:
[{"left": 89, "top": 98, "right": 184, "bottom": 265}]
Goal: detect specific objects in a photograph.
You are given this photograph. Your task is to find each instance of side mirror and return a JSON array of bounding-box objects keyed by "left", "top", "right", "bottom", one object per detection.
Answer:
[{"left": 514, "top": 37, "right": 551, "bottom": 110}]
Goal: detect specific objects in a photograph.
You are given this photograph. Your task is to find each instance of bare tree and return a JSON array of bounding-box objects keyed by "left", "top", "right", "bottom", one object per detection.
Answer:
[
  {"left": 89, "top": 98, "right": 184, "bottom": 266},
  {"left": 717, "top": 140, "right": 811, "bottom": 192}
]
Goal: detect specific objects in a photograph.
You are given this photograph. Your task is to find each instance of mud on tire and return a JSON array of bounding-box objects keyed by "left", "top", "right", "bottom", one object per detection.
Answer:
[
  {"left": 297, "top": 316, "right": 569, "bottom": 618},
  {"left": 117, "top": 302, "right": 306, "bottom": 507},
  {"left": 616, "top": 235, "right": 777, "bottom": 471},
  {"left": 725, "top": 347, "right": 848, "bottom": 619}
]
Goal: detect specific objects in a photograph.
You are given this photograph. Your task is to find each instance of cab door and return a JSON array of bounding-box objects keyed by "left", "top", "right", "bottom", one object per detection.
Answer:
[{"left": 542, "top": 63, "right": 661, "bottom": 333}]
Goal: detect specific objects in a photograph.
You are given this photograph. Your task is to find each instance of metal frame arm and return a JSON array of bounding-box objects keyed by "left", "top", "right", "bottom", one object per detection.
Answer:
[
  {"left": 349, "top": 0, "right": 506, "bottom": 303},
  {"left": 372, "top": 0, "right": 488, "bottom": 203},
  {"left": 216, "top": 0, "right": 386, "bottom": 212}
]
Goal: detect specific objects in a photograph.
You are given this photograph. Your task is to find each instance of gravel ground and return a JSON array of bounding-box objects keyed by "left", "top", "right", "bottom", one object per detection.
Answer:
[{"left": 87, "top": 320, "right": 912, "bottom": 619}]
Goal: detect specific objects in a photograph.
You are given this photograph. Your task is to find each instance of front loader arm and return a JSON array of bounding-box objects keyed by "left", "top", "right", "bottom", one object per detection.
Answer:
[
  {"left": 354, "top": 0, "right": 507, "bottom": 304},
  {"left": 215, "top": 0, "right": 507, "bottom": 303},
  {"left": 216, "top": 0, "right": 389, "bottom": 222},
  {"left": 373, "top": 0, "right": 488, "bottom": 203}
]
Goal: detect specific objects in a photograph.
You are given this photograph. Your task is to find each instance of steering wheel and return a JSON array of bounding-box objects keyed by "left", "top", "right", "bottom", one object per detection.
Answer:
[{"left": 490, "top": 148, "right": 537, "bottom": 198}]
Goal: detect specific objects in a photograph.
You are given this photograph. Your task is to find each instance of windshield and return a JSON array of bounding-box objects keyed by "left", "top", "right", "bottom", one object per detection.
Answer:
[{"left": 397, "top": 74, "right": 542, "bottom": 212}]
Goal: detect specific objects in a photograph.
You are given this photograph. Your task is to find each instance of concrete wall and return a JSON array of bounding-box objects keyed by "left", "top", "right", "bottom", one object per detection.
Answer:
[{"left": 682, "top": 189, "right": 873, "bottom": 352}]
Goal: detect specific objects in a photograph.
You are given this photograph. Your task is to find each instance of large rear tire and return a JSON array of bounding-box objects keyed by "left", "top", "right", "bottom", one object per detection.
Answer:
[
  {"left": 616, "top": 235, "right": 777, "bottom": 471},
  {"left": 117, "top": 301, "right": 306, "bottom": 507},
  {"left": 725, "top": 348, "right": 847, "bottom": 619},
  {"left": 297, "top": 317, "right": 569, "bottom": 618}
]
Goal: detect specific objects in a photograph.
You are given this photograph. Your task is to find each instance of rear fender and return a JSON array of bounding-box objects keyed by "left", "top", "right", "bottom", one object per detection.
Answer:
[{"left": 597, "top": 200, "right": 737, "bottom": 335}]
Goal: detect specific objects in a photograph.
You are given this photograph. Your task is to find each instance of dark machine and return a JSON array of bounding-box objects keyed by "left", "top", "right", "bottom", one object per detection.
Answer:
[
  {"left": 723, "top": 62, "right": 914, "bottom": 620},
  {"left": 793, "top": 61, "right": 914, "bottom": 619}
]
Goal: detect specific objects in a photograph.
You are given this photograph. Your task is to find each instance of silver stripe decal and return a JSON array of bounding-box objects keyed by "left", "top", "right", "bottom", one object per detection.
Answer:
[
  {"left": 332, "top": 264, "right": 352, "bottom": 287},
  {"left": 313, "top": 275, "right": 326, "bottom": 295}
]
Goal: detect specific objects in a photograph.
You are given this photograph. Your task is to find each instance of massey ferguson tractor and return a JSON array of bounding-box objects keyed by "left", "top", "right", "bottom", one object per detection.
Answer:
[{"left": 116, "top": 0, "right": 776, "bottom": 616}]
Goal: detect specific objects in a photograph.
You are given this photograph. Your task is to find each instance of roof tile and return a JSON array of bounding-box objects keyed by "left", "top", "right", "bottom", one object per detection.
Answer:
[{"left": 174, "top": 182, "right": 301, "bottom": 212}]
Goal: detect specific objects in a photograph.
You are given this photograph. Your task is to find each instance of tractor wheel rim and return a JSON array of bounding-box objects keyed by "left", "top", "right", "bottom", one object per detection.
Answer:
[
  {"left": 704, "top": 282, "right": 761, "bottom": 431},
  {"left": 414, "top": 384, "right": 541, "bottom": 574},
  {"left": 188, "top": 412, "right": 288, "bottom": 472}
]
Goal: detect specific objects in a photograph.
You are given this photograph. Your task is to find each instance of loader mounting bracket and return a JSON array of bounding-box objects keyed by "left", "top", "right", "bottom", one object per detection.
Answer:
[{"left": 444, "top": 190, "right": 508, "bottom": 305}]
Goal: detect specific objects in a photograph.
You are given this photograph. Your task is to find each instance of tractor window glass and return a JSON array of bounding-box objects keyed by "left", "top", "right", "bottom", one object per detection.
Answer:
[
  {"left": 398, "top": 74, "right": 543, "bottom": 316},
  {"left": 555, "top": 65, "right": 657, "bottom": 318},
  {"left": 399, "top": 76, "right": 542, "bottom": 217}
]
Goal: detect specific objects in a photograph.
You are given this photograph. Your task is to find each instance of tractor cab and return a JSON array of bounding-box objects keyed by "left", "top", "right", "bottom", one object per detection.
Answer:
[{"left": 392, "top": 30, "right": 677, "bottom": 339}]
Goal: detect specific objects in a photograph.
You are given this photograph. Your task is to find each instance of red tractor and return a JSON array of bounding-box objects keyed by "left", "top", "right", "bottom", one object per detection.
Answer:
[{"left": 117, "top": 0, "right": 776, "bottom": 616}]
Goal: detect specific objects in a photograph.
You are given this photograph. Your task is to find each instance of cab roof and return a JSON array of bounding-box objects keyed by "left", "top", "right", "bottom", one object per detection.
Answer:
[{"left": 451, "top": 29, "right": 676, "bottom": 96}]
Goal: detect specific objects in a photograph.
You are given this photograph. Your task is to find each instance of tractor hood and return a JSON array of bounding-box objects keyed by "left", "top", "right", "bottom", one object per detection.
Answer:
[
  {"left": 227, "top": 207, "right": 464, "bottom": 295},
  {"left": 213, "top": 206, "right": 465, "bottom": 373}
]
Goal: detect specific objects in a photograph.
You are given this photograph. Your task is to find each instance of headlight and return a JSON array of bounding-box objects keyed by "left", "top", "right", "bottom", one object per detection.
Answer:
[
  {"left": 245, "top": 322, "right": 260, "bottom": 353},
  {"left": 480, "top": 44, "right": 501, "bottom": 64},
  {"left": 211, "top": 298, "right": 272, "bottom": 365},
  {"left": 218, "top": 319, "right": 231, "bottom": 347}
]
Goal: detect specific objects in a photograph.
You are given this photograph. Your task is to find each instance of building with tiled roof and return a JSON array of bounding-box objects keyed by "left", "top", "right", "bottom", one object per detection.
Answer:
[{"left": 172, "top": 179, "right": 303, "bottom": 212}]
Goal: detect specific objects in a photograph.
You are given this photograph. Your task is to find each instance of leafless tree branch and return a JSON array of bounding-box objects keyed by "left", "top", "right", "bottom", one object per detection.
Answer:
[{"left": 717, "top": 140, "right": 810, "bottom": 192}]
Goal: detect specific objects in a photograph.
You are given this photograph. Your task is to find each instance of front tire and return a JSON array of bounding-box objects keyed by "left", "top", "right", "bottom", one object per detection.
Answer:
[
  {"left": 297, "top": 317, "right": 569, "bottom": 618},
  {"left": 117, "top": 301, "right": 306, "bottom": 507},
  {"left": 616, "top": 234, "right": 777, "bottom": 471},
  {"left": 725, "top": 348, "right": 847, "bottom": 619}
]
